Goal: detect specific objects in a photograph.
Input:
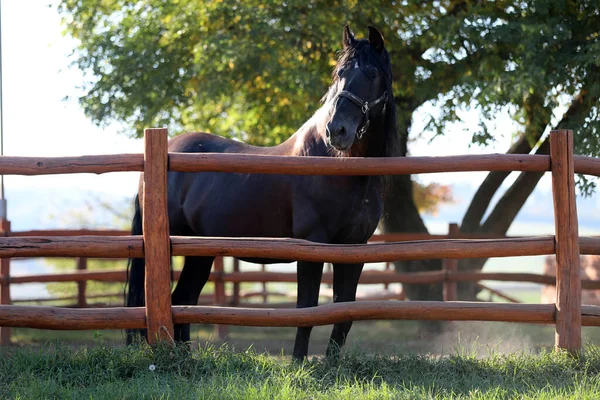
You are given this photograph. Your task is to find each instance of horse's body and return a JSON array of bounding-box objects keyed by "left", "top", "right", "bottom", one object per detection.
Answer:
[{"left": 126, "top": 26, "right": 399, "bottom": 360}]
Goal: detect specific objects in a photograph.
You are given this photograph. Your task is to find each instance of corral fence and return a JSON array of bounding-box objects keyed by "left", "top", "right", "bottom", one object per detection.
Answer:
[
  {"left": 1, "top": 128, "right": 599, "bottom": 355},
  {"left": 4, "top": 225, "right": 572, "bottom": 341},
  {"left": 5, "top": 229, "right": 597, "bottom": 308}
]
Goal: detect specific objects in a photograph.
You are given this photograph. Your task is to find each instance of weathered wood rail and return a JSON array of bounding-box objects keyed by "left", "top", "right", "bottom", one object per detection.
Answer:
[{"left": 0, "top": 128, "right": 596, "bottom": 356}]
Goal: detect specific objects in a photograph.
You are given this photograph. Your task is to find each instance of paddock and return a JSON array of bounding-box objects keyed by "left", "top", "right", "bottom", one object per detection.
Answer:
[{"left": 1, "top": 128, "right": 598, "bottom": 355}]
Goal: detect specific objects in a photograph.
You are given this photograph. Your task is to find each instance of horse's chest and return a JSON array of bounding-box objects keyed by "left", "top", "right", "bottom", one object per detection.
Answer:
[
  {"left": 291, "top": 176, "right": 382, "bottom": 242},
  {"left": 339, "top": 188, "right": 382, "bottom": 239}
]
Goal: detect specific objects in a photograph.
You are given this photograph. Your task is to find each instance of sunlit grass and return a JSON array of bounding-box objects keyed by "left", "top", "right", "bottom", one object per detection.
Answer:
[{"left": 3, "top": 342, "right": 600, "bottom": 399}]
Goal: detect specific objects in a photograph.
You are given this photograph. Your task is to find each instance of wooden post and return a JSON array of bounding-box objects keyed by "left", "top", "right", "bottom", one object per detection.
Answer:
[
  {"left": 550, "top": 129, "right": 581, "bottom": 355},
  {"left": 326, "top": 263, "right": 333, "bottom": 290},
  {"left": 76, "top": 257, "right": 87, "bottom": 308},
  {"left": 384, "top": 262, "right": 390, "bottom": 290},
  {"left": 231, "top": 258, "right": 240, "bottom": 306},
  {"left": 143, "top": 128, "right": 174, "bottom": 344},
  {"left": 261, "top": 264, "right": 268, "bottom": 304},
  {"left": 0, "top": 219, "right": 11, "bottom": 345},
  {"left": 443, "top": 223, "right": 459, "bottom": 301},
  {"left": 213, "top": 256, "right": 228, "bottom": 339}
]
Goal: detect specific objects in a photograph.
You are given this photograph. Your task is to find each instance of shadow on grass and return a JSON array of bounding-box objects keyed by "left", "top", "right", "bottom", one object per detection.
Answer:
[{"left": 2, "top": 339, "right": 600, "bottom": 399}]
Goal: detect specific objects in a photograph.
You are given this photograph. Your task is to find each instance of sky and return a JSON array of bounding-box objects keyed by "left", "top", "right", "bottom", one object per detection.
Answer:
[
  {"left": 0, "top": 0, "right": 558, "bottom": 199},
  {"left": 1, "top": 0, "right": 142, "bottom": 196}
]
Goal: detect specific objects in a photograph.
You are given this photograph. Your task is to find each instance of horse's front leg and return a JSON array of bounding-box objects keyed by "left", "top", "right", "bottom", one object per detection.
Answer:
[
  {"left": 292, "top": 261, "right": 324, "bottom": 361},
  {"left": 170, "top": 256, "right": 214, "bottom": 343},
  {"left": 326, "top": 263, "right": 364, "bottom": 359}
]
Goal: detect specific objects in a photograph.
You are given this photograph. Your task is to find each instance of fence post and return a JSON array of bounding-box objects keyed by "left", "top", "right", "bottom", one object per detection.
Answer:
[
  {"left": 213, "top": 256, "right": 228, "bottom": 339},
  {"left": 261, "top": 264, "right": 268, "bottom": 304},
  {"left": 76, "top": 257, "right": 87, "bottom": 308},
  {"left": 143, "top": 128, "right": 175, "bottom": 344},
  {"left": 384, "top": 262, "right": 390, "bottom": 291},
  {"left": 443, "top": 223, "right": 459, "bottom": 301},
  {"left": 550, "top": 129, "right": 581, "bottom": 355},
  {"left": 231, "top": 258, "right": 240, "bottom": 306},
  {"left": 0, "top": 219, "right": 11, "bottom": 345}
]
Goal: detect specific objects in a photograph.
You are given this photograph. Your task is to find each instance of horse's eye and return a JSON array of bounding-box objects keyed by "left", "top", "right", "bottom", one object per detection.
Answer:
[
  {"left": 365, "top": 66, "right": 377, "bottom": 79},
  {"left": 337, "top": 67, "right": 346, "bottom": 77}
]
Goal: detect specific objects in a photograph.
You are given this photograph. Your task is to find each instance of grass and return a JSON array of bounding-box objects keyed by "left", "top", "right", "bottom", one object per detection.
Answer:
[
  {"left": 3, "top": 341, "right": 600, "bottom": 399},
  {"left": 8, "top": 286, "right": 600, "bottom": 398}
]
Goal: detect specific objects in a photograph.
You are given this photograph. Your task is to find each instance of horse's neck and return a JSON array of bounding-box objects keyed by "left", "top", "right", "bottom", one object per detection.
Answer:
[{"left": 287, "top": 107, "right": 330, "bottom": 157}]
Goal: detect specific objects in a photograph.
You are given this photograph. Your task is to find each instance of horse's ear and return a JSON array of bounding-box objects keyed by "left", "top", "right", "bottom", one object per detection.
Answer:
[
  {"left": 343, "top": 25, "right": 356, "bottom": 49},
  {"left": 368, "top": 26, "right": 385, "bottom": 53}
]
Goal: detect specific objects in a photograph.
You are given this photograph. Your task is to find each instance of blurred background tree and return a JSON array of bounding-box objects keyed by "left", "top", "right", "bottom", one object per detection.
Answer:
[{"left": 57, "top": 0, "right": 600, "bottom": 310}]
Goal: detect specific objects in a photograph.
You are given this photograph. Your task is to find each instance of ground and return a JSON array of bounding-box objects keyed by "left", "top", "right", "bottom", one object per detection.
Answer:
[
  {"left": 3, "top": 340, "right": 600, "bottom": 399},
  {"left": 5, "top": 287, "right": 600, "bottom": 398}
]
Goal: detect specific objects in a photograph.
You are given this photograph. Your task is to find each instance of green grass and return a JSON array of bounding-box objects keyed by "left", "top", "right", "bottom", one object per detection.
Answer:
[{"left": 3, "top": 342, "right": 600, "bottom": 399}]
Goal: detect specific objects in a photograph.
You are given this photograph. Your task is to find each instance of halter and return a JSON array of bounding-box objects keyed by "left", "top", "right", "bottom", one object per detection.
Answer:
[{"left": 333, "top": 89, "right": 388, "bottom": 139}]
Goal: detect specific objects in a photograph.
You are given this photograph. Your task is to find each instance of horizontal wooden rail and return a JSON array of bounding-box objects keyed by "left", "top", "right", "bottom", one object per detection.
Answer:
[
  {"left": 578, "top": 237, "right": 600, "bottom": 254},
  {"left": 3, "top": 235, "right": 596, "bottom": 261},
  {"left": 0, "top": 305, "right": 145, "bottom": 329},
  {"left": 7, "top": 269, "right": 130, "bottom": 284},
  {"left": 171, "top": 236, "right": 557, "bottom": 262},
  {"left": 0, "top": 236, "right": 143, "bottom": 258},
  {"left": 4, "top": 234, "right": 597, "bottom": 262},
  {"left": 10, "top": 229, "right": 130, "bottom": 237},
  {"left": 0, "top": 154, "right": 144, "bottom": 175},
  {"left": 174, "top": 302, "right": 560, "bottom": 326},
  {"left": 0, "top": 152, "right": 596, "bottom": 178},
  {"left": 371, "top": 232, "right": 514, "bottom": 241},
  {"left": 4, "top": 302, "right": 600, "bottom": 330},
  {"left": 574, "top": 155, "right": 600, "bottom": 177},
  {"left": 169, "top": 153, "right": 551, "bottom": 175},
  {"left": 8, "top": 269, "right": 600, "bottom": 290}
]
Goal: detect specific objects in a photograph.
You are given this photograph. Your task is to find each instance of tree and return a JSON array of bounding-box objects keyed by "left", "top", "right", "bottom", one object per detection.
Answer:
[{"left": 57, "top": 1, "right": 600, "bottom": 308}]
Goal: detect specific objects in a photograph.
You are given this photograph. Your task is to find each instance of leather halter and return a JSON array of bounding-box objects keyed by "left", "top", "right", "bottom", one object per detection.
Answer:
[{"left": 332, "top": 89, "right": 388, "bottom": 139}]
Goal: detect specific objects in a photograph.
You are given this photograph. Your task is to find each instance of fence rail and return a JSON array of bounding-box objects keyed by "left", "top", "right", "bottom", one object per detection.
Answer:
[
  {"left": 0, "top": 128, "right": 596, "bottom": 355},
  {"left": 3, "top": 302, "right": 600, "bottom": 331},
  {"left": 7, "top": 268, "right": 600, "bottom": 290}
]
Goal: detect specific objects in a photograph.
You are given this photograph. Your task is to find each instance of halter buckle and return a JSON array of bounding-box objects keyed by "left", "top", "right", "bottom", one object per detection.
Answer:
[
  {"left": 361, "top": 102, "right": 369, "bottom": 114},
  {"left": 357, "top": 119, "right": 370, "bottom": 139}
]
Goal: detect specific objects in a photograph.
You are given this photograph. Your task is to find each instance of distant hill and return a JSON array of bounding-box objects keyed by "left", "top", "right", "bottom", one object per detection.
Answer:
[{"left": 6, "top": 187, "right": 134, "bottom": 232}]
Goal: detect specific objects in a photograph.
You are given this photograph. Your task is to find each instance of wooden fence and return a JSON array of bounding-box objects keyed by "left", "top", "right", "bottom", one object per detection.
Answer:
[
  {"left": 0, "top": 226, "right": 523, "bottom": 306},
  {"left": 1, "top": 128, "right": 600, "bottom": 355}
]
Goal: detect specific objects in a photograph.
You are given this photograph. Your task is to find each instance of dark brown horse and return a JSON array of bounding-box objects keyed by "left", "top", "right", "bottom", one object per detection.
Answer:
[{"left": 126, "top": 25, "right": 400, "bottom": 360}]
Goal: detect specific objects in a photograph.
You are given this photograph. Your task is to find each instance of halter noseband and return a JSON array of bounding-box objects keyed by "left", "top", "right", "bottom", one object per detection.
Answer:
[{"left": 333, "top": 89, "right": 388, "bottom": 139}]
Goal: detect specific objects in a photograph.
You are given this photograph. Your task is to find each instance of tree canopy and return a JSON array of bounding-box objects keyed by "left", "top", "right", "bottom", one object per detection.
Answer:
[
  {"left": 59, "top": 1, "right": 599, "bottom": 151},
  {"left": 58, "top": 0, "right": 600, "bottom": 301}
]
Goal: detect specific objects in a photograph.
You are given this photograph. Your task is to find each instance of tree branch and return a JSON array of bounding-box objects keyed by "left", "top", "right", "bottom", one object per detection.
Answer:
[
  {"left": 457, "top": 90, "right": 595, "bottom": 277},
  {"left": 479, "top": 138, "right": 550, "bottom": 234},
  {"left": 461, "top": 93, "right": 550, "bottom": 231}
]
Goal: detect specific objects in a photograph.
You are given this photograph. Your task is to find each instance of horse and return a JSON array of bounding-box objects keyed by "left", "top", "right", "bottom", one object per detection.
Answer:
[{"left": 125, "top": 25, "right": 400, "bottom": 360}]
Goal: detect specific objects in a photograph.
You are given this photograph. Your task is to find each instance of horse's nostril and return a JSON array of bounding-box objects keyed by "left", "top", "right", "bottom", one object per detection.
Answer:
[{"left": 337, "top": 126, "right": 346, "bottom": 136}]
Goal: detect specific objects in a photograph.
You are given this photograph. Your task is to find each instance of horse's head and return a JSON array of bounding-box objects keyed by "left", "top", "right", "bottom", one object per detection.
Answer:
[{"left": 324, "top": 26, "right": 393, "bottom": 153}]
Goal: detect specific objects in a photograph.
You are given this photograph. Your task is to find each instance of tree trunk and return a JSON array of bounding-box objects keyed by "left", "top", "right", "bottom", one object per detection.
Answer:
[
  {"left": 381, "top": 116, "right": 444, "bottom": 333},
  {"left": 455, "top": 91, "right": 592, "bottom": 299}
]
